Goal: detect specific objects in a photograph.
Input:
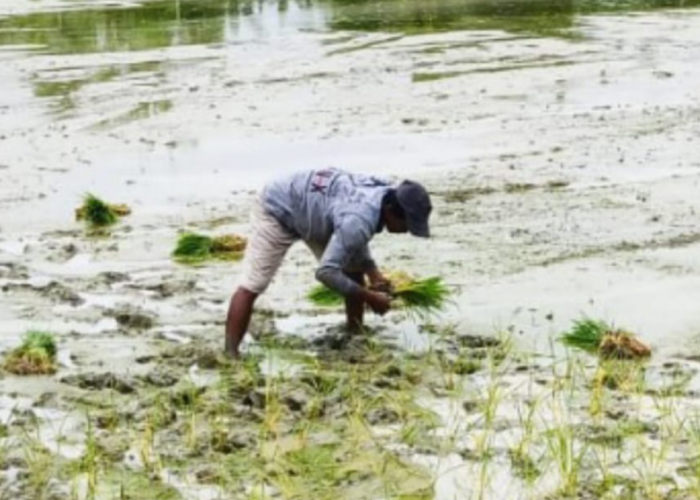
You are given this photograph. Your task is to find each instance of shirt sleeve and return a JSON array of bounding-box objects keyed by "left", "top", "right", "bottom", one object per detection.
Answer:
[
  {"left": 353, "top": 244, "right": 377, "bottom": 273},
  {"left": 315, "top": 215, "right": 375, "bottom": 296}
]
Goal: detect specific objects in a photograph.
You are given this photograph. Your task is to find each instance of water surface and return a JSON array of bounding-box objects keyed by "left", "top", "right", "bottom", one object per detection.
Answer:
[{"left": 1, "top": 0, "right": 699, "bottom": 55}]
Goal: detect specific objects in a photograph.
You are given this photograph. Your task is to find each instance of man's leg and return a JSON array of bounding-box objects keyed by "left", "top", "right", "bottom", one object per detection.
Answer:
[
  {"left": 225, "top": 195, "right": 296, "bottom": 358},
  {"left": 225, "top": 287, "right": 258, "bottom": 358},
  {"left": 344, "top": 271, "right": 365, "bottom": 334}
]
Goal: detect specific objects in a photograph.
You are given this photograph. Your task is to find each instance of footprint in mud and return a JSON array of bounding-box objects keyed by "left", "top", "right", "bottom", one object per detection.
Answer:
[
  {"left": 1, "top": 279, "right": 84, "bottom": 306},
  {"left": 139, "top": 367, "right": 180, "bottom": 388},
  {"left": 89, "top": 271, "right": 130, "bottom": 288},
  {"left": 41, "top": 281, "right": 84, "bottom": 306},
  {"left": 45, "top": 242, "right": 79, "bottom": 263},
  {"left": 104, "top": 305, "right": 156, "bottom": 330},
  {"left": 159, "top": 343, "right": 230, "bottom": 369},
  {"left": 61, "top": 372, "right": 139, "bottom": 394},
  {"left": 0, "top": 262, "right": 28, "bottom": 279},
  {"left": 133, "top": 278, "right": 198, "bottom": 299}
]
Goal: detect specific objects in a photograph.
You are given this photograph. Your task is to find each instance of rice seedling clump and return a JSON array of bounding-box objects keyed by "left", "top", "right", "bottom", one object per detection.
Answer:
[
  {"left": 392, "top": 275, "right": 451, "bottom": 319},
  {"left": 210, "top": 234, "right": 247, "bottom": 257},
  {"left": 307, "top": 271, "right": 451, "bottom": 319},
  {"left": 307, "top": 284, "right": 345, "bottom": 306},
  {"left": 173, "top": 232, "right": 247, "bottom": 264},
  {"left": 75, "top": 193, "right": 131, "bottom": 228},
  {"left": 3, "top": 331, "right": 58, "bottom": 375},
  {"left": 560, "top": 318, "right": 651, "bottom": 360}
]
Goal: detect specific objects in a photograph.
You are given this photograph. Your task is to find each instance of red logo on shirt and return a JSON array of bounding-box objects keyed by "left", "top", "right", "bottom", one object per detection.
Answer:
[{"left": 310, "top": 170, "right": 334, "bottom": 194}]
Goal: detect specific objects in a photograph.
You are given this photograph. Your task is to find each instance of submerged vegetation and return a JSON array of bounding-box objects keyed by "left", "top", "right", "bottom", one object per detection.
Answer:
[
  {"left": 560, "top": 318, "right": 652, "bottom": 360},
  {"left": 172, "top": 232, "right": 247, "bottom": 264},
  {"left": 2, "top": 331, "right": 58, "bottom": 375},
  {"left": 75, "top": 193, "right": 131, "bottom": 228}
]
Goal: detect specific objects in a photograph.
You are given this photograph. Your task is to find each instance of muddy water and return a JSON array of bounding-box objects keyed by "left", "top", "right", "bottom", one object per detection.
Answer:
[{"left": 2, "top": 0, "right": 700, "bottom": 499}]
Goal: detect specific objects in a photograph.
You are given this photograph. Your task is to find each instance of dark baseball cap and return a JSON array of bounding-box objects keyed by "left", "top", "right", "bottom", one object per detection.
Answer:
[{"left": 396, "top": 180, "right": 432, "bottom": 238}]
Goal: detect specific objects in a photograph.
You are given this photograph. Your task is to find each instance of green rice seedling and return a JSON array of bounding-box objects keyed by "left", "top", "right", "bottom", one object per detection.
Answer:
[
  {"left": 560, "top": 318, "right": 607, "bottom": 354},
  {"left": 76, "top": 193, "right": 127, "bottom": 228},
  {"left": 172, "top": 232, "right": 246, "bottom": 264},
  {"left": 81, "top": 415, "right": 99, "bottom": 500},
  {"left": 172, "top": 233, "right": 214, "bottom": 263},
  {"left": 3, "top": 331, "right": 58, "bottom": 375},
  {"left": 598, "top": 359, "right": 646, "bottom": 393},
  {"left": 24, "top": 331, "right": 57, "bottom": 357},
  {"left": 262, "top": 376, "right": 284, "bottom": 438},
  {"left": 630, "top": 425, "right": 676, "bottom": 500},
  {"left": 22, "top": 437, "right": 57, "bottom": 499},
  {"left": 543, "top": 423, "right": 588, "bottom": 497},
  {"left": 589, "top": 445, "right": 616, "bottom": 497},
  {"left": 139, "top": 415, "right": 161, "bottom": 476},
  {"left": 511, "top": 398, "right": 544, "bottom": 486},
  {"left": 508, "top": 447, "right": 541, "bottom": 482},
  {"left": 684, "top": 418, "right": 700, "bottom": 497}
]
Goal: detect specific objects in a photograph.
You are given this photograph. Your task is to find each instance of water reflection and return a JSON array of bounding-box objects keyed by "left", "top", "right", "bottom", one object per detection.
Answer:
[
  {"left": 0, "top": 1, "right": 235, "bottom": 54},
  {"left": 31, "top": 61, "right": 164, "bottom": 114},
  {"left": 0, "top": 0, "right": 699, "bottom": 55},
  {"left": 322, "top": 0, "right": 576, "bottom": 36}
]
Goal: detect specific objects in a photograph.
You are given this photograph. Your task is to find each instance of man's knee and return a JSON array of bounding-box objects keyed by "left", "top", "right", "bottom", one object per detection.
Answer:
[
  {"left": 343, "top": 270, "right": 364, "bottom": 286},
  {"left": 238, "top": 274, "right": 272, "bottom": 295},
  {"left": 234, "top": 286, "right": 259, "bottom": 301}
]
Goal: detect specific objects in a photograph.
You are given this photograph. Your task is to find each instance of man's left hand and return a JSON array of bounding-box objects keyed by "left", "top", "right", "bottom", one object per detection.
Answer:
[{"left": 367, "top": 269, "right": 392, "bottom": 294}]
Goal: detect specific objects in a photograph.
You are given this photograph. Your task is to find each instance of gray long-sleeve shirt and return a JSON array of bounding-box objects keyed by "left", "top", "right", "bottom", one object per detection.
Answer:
[{"left": 263, "top": 168, "right": 391, "bottom": 295}]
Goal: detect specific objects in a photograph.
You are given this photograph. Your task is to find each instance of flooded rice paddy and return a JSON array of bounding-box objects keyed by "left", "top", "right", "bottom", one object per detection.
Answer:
[{"left": 3, "top": 0, "right": 700, "bottom": 498}]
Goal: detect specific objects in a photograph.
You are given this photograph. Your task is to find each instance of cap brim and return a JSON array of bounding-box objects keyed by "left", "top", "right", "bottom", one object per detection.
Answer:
[{"left": 407, "top": 217, "right": 430, "bottom": 238}]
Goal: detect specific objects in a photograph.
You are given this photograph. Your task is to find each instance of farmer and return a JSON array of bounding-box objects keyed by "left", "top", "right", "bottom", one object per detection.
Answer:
[{"left": 225, "top": 168, "right": 432, "bottom": 359}]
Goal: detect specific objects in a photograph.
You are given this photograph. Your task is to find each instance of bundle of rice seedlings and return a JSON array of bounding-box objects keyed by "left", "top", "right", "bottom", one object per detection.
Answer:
[
  {"left": 560, "top": 318, "right": 651, "bottom": 360},
  {"left": 173, "top": 232, "right": 247, "bottom": 264},
  {"left": 173, "top": 233, "right": 214, "bottom": 263},
  {"left": 307, "top": 273, "right": 451, "bottom": 319},
  {"left": 560, "top": 318, "right": 607, "bottom": 355},
  {"left": 307, "top": 285, "right": 344, "bottom": 307},
  {"left": 599, "top": 331, "right": 651, "bottom": 360},
  {"left": 211, "top": 234, "right": 247, "bottom": 259},
  {"left": 3, "top": 331, "right": 58, "bottom": 376},
  {"left": 75, "top": 194, "right": 131, "bottom": 227},
  {"left": 392, "top": 276, "right": 451, "bottom": 319}
]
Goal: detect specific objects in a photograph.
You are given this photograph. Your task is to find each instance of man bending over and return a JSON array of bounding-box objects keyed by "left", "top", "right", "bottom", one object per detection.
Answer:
[{"left": 225, "top": 168, "right": 432, "bottom": 358}]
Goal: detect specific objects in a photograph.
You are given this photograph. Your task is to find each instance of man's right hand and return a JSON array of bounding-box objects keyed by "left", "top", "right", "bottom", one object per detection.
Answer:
[{"left": 361, "top": 289, "right": 391, "bottom": 315}]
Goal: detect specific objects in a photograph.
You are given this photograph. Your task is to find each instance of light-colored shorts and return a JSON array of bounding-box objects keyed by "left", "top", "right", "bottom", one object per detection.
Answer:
[
  {"left": 239, "top": 195, "right": 298, "bottom": 294},
  {"left": 239, "top": 195, "right": 363, "bottom": 294}
]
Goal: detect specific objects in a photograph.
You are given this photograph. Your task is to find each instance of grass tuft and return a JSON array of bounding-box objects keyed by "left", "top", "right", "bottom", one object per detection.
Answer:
[
  {"left": 75, "top": 193, "right": 130, "bottom": 228},
  {"left": 3, "top": 331, "right": 58, "bottom": 375},
  {"left": 172, "top": 232, "right": 247, "bottom": 264}
]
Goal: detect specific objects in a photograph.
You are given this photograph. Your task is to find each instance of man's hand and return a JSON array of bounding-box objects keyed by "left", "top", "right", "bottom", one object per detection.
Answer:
[
  {"left": 367, "top": 269, "right": 392, "bottom": 294},
  {"left": 360, "top": 289, "right": 391, "bottom": 315}
]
